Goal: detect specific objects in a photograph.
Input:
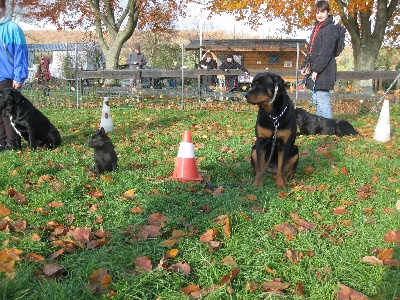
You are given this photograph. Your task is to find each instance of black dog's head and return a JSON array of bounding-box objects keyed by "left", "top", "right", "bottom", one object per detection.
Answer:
[
  {"left": 294, "top": 108, "right": 309, "bottom": 127},
  {"left": 0, "top": 88, "right": 21, "bottom": 111},
  {"left": 88, "top": 127, "right": 112, "bottom": 149},
  {"left": 245, "top": 72, "right": 287, "bottom": 106}
]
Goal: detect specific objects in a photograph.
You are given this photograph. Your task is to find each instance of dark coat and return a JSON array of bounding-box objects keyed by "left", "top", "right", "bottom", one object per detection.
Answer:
[
  {"left": 302, "top": 15, "right": 338, "bottom": 91},
  {"left": 197, "top": 58, "right": 218, "bottom": 87},
  {"left": 219, "top": 60, "right": 248, "bottom": 91}
]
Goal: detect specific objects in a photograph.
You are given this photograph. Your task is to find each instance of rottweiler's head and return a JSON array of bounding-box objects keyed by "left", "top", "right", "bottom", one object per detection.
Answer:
[
  {"left": 245, "top": 72, "right": 286, "bottom": 106},
  {"left": 0, "top": 88, "right": 21, "bottom": 111}
]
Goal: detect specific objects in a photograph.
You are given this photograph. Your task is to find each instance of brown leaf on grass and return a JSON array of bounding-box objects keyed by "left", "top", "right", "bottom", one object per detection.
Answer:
[
  {"left": 313, "top": 211, "right": 323, "bottom": 220},
  {"left": 0, "top": 261, "right": 15, "bottom": 273},
  {"left": 87, "top": 238, "right": 108, "bottom": 250},
  {"left": 214, "top": 215, "right": 231, "bottom": 238},
  {"left": 316, "top": 267, "right": 333, "bottom": 283},
  {"left": 377, "top": 248, "right": 394, "bottom": 260},
  {"left": 160, "top": 239, "right": 177, "bottom": 246},
  {"left": 0, "top": 248, "right": 23, "bottom": 263},
  {"left": 221, "top": 255, "right": 237, "bottom": 266},
  {"left": 303, "top": 165, "right": 314, "bottom": 175},
  {"left": 0, "top": 204, "right": 11, "bottom": 216},
  {"left": 333, "top": 206, "right": 349, "bottom": 215},
  {"left": 246, "top": 281, "right": 258, "bottom": 292},
  {"left": 295, "top": 282, "right": 305, "bottom": 296},
  {"left": 180, "top": 284, "right": 201, "bottom": 295},
  {"left": 148, "top": 213, "right": 168, "bottom": 227},
  {"left": 220, "top": 267, "right": 240, "bottom": 286},
  {"left": 66, "top": 214, "right": 74, "bottom": 225},
  {"left": 290, "top": 213, "right": 316, "bottom": 230},
  {"left": 247, "top": 194, "right": 258, "bottom": 201},
  {"left": 43, "top": 263, "right": 64, "bottom": 277},
  {"left": 361, "top": 256, "right": 383, "bottom": 265},
  {"left": 337, "top": 283, "right": 369, "bottom": 300},
  {"left": 73, "top": 227, "right": 91, "bottom": 243},
  {"left": 47, "top": 248, "right": 65, "bottom": 259},
  {"left": 123, "top": 189, "right": 135, "bottom": 197},
  {"left": 51, "top": 183, "right": 67, "bottom": 193},
  {"left": 25, "top": 253, "right": 45, "bottom": 263},
  {"left": 284, "top": 249, "right": 303, "bottom": 264},
  {"left": 130, "top": 207, "right": 144, "bottom": 214},
  {"left": 200, "top": 228, "right": 217, "bottom": 243},
  {"left": 7, "top": 188, "right": 27, "bottom": 205},
  {"left": 384, "top": 230, "right": 400, "bottom": 243},
  {"left": 187, "top": 285, "right": 220, "bottom": 299},
  {"left": 341, "top": 167, "right": 349, "bottom": 176},
  {"left": 166, "top": 249, "right": 179, "bottom": 258},
  {"left": 87, "top": 190, "right": 103, "bottom": 199},
  {"left": 171, "top": 230, "right": 186, "bottom": 238},
  {"left": 382, "top": 259, "right": 400, "bottom": 267},
  {"left": 209, "top": 240, "right": 221, "bottom": 249},
  {"left": 212, "top": 186, "right": 223, "bottom": 197},
  {"left": 168, "top": 262, "right": 191, "bottom": 275},
  {"left": 135, "top": 256, "right": 152, "bottom": 272},
  {"left": 272, "top": 222, "right": 298, "bottom": 236},
  {"left": 10, "top": 219, "right": 26, "bottom": 232},
  {"left": 264, "top": 265, "right": 277, "bottom": 274},
  {"left": 138, "top": 225, "right": 160, "bottom": 239},
  {"left": 47, "top": 201, "right": 63, "bottom": 208},
  {"left": 87, "top": 268, "right": 112, "bottom": 294},
  {"left": 261, "top": 280, "right": 290, "bottom": 291}
]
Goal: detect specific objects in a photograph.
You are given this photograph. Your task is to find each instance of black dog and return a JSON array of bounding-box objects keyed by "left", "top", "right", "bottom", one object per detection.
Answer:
[
  {"left": 245, "top": 72, "right": 299, "bottom": 189},
  {"left": 88, "top": 127, "right": 118, "bottom": 178},
  {"left": 0, "top": 88, "right": 62, "bottom": 150},
  {"left": 295, "top": 108, "right": 358, "bottom": 137}
]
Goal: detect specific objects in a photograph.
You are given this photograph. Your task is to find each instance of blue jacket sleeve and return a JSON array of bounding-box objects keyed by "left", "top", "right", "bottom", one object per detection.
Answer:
[{"left": 10, "top": 25, "right": 28, "bottom": 83}]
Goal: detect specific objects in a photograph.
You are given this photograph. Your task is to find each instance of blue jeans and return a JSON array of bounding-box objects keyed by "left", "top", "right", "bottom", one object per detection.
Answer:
[{"left": 312, "top": 90, "right": 332, "bottom": 119}]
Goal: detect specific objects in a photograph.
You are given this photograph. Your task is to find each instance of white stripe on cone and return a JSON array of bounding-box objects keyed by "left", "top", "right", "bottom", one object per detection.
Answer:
[{"left": 177, "top": 142, "right": 195, "bottom": 158}]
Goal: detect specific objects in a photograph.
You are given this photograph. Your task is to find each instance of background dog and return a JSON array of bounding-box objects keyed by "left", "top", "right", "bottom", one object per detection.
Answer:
[
  {"left": 88, "top": 127, "right": 118, "bottom": 179},
  {"left": 295, "top": 108, "right": 358, "bottom": 137},
  {"left": 245, "top": 72, "right": 299, "bottom": 189},
  {"left": 0, "top": 88, "right": 62, "bottom": 150}
]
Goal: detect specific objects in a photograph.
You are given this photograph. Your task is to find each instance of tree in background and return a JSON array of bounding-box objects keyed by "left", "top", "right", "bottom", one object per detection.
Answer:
[
  {"left": 204, "top": 0, "right": 399, "bottom": 71},
  {"left": 19, "top": 0, "right": 188, "bottom": 70}
]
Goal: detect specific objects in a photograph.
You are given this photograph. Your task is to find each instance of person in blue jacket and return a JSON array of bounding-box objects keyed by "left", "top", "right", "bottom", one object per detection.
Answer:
[{"left": 0, "top": 0, "right": 28, "bottom": 151}]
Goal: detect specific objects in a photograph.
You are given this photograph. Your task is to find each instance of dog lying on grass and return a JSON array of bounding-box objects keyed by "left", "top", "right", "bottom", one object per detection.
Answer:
[
  {"left": 245, "top": 72, "right": 299, "bottom": 189},
  {"left": 295, "top": 108, "right": 358, "bottom": 137},
  {"left": 88, "top": 127, "right": 118, "bottom": 178},
  {"left": 0, "top": 88, "right": 62, "bottom": 150}
]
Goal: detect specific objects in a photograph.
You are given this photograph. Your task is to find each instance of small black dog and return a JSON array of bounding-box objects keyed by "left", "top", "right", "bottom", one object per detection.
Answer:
[
  {"left": 0, "top": 88, "right": 62, "bottom": 150},
  {"left": 295, "top": 108, "right": 358, "bottom": 137},
  {"left": 245, "top": 72, "right": 299, "bottom": 189},
  {"left": 88, "top": 127, "right": 118, "bottom": 178}
]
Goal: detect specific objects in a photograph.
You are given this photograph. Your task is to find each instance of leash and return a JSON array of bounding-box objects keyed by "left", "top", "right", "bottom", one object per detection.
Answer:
[{"left": 308, "top": 78, "right": 316, "bottom": 112}]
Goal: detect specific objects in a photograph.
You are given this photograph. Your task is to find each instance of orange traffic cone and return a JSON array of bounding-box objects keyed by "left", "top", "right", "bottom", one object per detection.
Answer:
[{"left": 170, "top": 131, "right": 203, "bottom": 182}]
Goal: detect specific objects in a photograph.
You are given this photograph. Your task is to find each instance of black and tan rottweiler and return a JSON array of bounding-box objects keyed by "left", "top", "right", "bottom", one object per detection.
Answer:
[
  {"left": 245, "top": 72, "right": 299, "bottom": 189},
  {"left": 295, "top": 108, "right": 358, "bottom": 137}
]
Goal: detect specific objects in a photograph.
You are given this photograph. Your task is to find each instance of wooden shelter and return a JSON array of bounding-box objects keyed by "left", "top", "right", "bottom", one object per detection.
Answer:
[{"left": 185, "top": 39, "right": 308, "bottom": 80}]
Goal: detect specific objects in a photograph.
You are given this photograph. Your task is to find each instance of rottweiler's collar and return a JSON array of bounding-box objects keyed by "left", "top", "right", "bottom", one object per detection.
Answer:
[{"left": 267, "top": 103, "right": 288, "bottom": 131}]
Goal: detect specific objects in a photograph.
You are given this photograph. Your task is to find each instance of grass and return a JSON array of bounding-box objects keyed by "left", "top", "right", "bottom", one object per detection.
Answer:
[{"left": 0, "top": 101, "right": 399, "bottom": 300}]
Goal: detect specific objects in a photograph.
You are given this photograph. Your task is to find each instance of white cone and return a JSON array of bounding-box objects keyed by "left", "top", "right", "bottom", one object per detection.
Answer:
[
  {"left": 100, "top": 97, "right": 113, "bottom": 132},
  {"left": 373, "top": 99, "right": 390, "bottom": 142}
]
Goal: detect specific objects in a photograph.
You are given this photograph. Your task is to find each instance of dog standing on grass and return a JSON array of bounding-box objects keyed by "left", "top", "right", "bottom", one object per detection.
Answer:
[
  {"left": 88, "top": 127, "right": 118, "bottom": 178},
  {"left": 0, "top": 88, "right": 62, "bottom": 150},
  {"left": 245, "top": 72, "right": 299, "bottom": 189}
]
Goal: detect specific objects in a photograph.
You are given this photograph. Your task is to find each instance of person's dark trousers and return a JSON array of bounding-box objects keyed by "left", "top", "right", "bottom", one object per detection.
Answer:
[{"left": 0, "top": 80, "right": 18, "bottom": 148}]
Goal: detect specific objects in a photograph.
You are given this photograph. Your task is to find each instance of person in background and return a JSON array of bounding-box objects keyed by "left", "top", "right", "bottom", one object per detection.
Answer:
[
  {"left": 0, "top": 0, "right": 28, "bottom": 151},
  {"left": 197, "top": 52, "right": 217, "bottom": 91},
  {"left": 300, "top": 0, "right": 339, "bottom": 119},
  {"left": 127, "top": 44, "right": 147, "bottom": 87},
  {"left": 35, "top": 56, "right": 51, "bottom": 97},
  {"left": 219, "top": 54, "right": 248, "bottom": 92}
]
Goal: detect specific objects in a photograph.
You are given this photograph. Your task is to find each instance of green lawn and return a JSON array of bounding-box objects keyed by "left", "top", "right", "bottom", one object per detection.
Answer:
[{"left": 0, "top": 102, "right": 399, "bottom": 299}]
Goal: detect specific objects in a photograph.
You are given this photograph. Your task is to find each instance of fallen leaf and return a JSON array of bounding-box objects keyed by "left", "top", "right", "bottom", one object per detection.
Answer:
[
  {"left": 180, "top": 284, "right": 200, "bottom": 295},
  {"left": 87, "top": 268, "right": 112, "bottom": 294},
  {"left": 264, "top": 265, "right": 277, "bottom": 275},
  {"left": 123, "top": 189, "right": 135, "bottom": 197},
  {"left": 168, "top": 262, "right": 191, "bottom": 275},
  {"left": 130, "top": 207, "right": 144, "bottom": 214},
  {"left": 43, "top": 263, "right": 64, "bottom": 277},
  {"left": 25, "top": 253, "right": 45, "bottom": 263},
  {"left": 384, "top": 230, "right": 400, "bottom": 243},
  {"left": 138, "top": 225, "right": 160, "bottom": 239},
  {"left": 377, "top": 248, "right": 394, "bottom": 260},
  {"left": 333, "top": 206, "right": 349, "bottom": 215},
  {"left": 221, "top": 255, "right": 237, "bottom": 266},
  {"left": 200, "top": 229, "right": 217, "bottom": 243},
  {"left": 0, "top": 204, "right": 11, "bottom": 216},
  {"left": 261, "top": 281, "right": 290, "bottom": 291},
  {"left": 73, "top": 227, "right": 91, "bottom": 243},
  {"left": 148, "top": 213, "right": 168, "bottom": 227},
  {"left": 166, "top": 249, "right": 179, "bottom": 258},
  {"left": 135, "top": 256, "right": 152, "bottom": 272},
  {"left": 246, "top": 281, "right": 258, "bottom": 292},
  {"left": 220, "top": 267, "right": 240, "bottom": 286},
  {"left": 337, "top": 283, "right": 368, "bottom": 300},
  {"left": 361, "top": 256, "right": 383, "bottom": 265}
]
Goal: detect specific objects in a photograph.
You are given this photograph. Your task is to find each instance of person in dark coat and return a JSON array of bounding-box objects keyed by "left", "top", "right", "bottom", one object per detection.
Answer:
[
  {"left": 301, "top": 0, "right": 339, "bottom": 119},
  {"left": 219, "top": 54, "right": 248, "bottom": 92},
  {"left": 35, "top": 56, "right": 51, "bottom": 97},
  {"left": 196, "top": 52, "right": 217, "bottom": 91},
  {"left": 127, "top": 44, "right": 147, "bottom": 87}
]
